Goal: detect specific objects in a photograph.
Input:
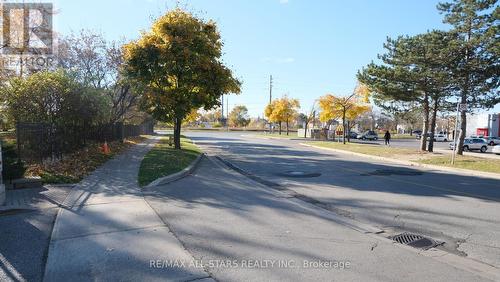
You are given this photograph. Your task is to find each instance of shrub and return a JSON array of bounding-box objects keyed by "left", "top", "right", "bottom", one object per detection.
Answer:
[{"left": 1, "top": 141, "right": 26, "bottom": 181}]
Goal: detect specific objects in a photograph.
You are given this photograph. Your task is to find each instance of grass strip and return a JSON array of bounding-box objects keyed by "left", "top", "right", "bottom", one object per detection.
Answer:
[{"left": 138, "top": 135, "right": 201, "bottom": 186}]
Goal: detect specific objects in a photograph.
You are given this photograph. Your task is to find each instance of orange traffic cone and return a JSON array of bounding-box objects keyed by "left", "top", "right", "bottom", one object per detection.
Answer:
[{"left": 103, "top": 141, "right": 110, "bottom": 154}]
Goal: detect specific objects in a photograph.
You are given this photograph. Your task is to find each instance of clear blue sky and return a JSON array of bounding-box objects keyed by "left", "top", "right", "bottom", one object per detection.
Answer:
[{"left": 52, "top": 0, "right": 499, "bottom": 117}]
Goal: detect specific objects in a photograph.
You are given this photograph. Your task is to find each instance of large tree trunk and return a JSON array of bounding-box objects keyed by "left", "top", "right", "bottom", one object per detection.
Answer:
[
  {"left": 286, "top": 119, "right": 289, "bottom": 136},
  {"left": 278, "top": 122, "right": 282, "bottom": 135},
  {"left": 456, "top": 86, "right": 468, "bottom": 155},
  {"left": 420, "top": 94, "right": 429, "bottom": 151},
  {"left": 347, "top": 120, "right": 351, "bottom": 142},
  {"left": 427, "top": 97, "right": 439, "bottom": 152},
  {"left": 457, "top": 31, "right": 472, "bottom": 156},
  {"left": 174, "top": 117, "right": 182, "bottom": 150},
  {"left": 457, "top": 110, "right": 467, "bottom": 155}
]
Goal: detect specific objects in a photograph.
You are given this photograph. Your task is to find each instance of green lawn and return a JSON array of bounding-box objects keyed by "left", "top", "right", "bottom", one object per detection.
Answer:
[
  {"left": 307, "top": 141, "right": 417, "bottom": 157},
  {"left": 307, "top": 141, "right": 500, "bottom": 175},
  {"left": 138, "top": 135, "right": 201, "bottom": 186},
  {"left": 417, "top": 155, "right": 500, "bottom": 174}
]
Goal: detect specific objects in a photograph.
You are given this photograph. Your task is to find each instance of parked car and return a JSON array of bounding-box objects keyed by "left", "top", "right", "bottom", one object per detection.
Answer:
[
  {"left": 482, "top": 136, "right": 500, "bottom": 146},
  {"left": 417, "top": 132, "right": 431, "bottom": 140},
  {"left": 348, "top": 131, "right": 358, "bottom": 139},
  {"left": 358, "top": 130, "right": 378, "bottom": 140},
  {"left": 449, "top": 138, "right": 488, "bottom": 153},
  {"left": 432, "top": 133, "right": 448, "bottom": 142},
  {"left": 492, "top": 145, "right": 500, "bottom": 155}
]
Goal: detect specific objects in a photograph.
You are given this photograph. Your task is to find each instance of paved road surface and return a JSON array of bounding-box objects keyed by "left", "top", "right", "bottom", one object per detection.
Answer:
[
  {"left": 145, "top": 155, "right": 494, "bottom": 281},
  {"left": 184, "top": 131, "right": 500, "bottom": 269},
  {"left": 0, "top": 185, "right": 73, "bottom": 282}
]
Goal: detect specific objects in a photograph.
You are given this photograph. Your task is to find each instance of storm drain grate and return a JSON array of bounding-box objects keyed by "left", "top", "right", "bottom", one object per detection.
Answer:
[{"left": 390, "top": 233, "right": 441, "bottom": 250}]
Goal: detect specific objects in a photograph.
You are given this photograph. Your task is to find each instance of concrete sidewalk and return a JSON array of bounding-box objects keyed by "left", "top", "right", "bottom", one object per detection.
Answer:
[
  {"left": 145, "top": 156, "right": 498, "bottom": 282},
  {"left": 44, "top": 138, "right": 212, "bottom": 282},
  {"left": 0, "top": 185, "right": 72, "bottom": 212}
]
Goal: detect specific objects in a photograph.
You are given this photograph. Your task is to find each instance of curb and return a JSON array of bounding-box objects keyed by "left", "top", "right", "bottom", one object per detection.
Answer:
[
  {"left": 145, "top": 153, "right": 204, "bottom": 188},
  {"left": 300, "top": 143, "right": 500, "bottom": 181}
]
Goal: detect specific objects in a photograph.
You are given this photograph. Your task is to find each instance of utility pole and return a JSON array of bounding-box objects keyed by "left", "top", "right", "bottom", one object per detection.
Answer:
[
  {"left": 221, "top": 95, "right": 224, "bottom": 119},
  {"left": 268, "top": 75, "right": 273, "bottom": 134},
  {"left": 269, "top": 75, "right": 273, "bottom": 104}
]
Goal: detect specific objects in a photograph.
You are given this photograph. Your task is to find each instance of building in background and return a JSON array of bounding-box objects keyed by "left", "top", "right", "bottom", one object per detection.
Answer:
[{"left": 466, "top": 113, "right": 499, "bottom": 137}]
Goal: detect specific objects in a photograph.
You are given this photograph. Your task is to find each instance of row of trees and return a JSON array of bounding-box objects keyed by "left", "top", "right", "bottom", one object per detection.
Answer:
[
  {"left": 2, "top": 8, "right": 241, "bottom": 151},
  {"left": 185, "top": 105, "right": 250, "bottom": 128},
  {"left": 262, "top": 83, "right": 371, "bottom": 140},
  {"left": 265, "top": 96, "right": 300, "bottom": 135},
  {"left": 1, "top": 70, "right": 109, "bottom": 128},
  {"left": 358, "top": 0, "right": 498, "bottom": 154},
  {"left": 0, "top": 30, "right": 149, "bottom": 130}
]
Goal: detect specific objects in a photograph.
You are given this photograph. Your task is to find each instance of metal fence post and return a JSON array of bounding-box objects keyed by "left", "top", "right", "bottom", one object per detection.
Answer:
[{"left": 117, "top": 122, "right": 124, "bottom": 142}]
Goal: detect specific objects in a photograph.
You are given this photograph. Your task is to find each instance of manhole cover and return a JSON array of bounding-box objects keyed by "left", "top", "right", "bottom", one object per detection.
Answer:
[
  {"left": 390, "top": 233, "right": 441, "bottom": 250},
  {"left": 278, "top": 171, "right": 321, "bottom": 178},
  {"left": 361, "top": 169, "right": 423, "bottom": 176}
]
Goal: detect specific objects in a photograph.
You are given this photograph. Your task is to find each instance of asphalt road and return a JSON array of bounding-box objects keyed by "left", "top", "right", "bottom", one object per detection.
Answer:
[
  {"left": 145, "top": 155, "right": 494, "bottom": 281},
  {"left": 183, "top": 131, "right": 500, "bottom": 269},
  {"left": 0, "top": 185, "right": 72, "bottom": 282}
]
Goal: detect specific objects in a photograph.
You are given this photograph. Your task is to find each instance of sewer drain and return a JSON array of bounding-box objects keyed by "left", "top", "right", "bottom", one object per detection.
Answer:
[
  {"left": 361, "top": 169, "right": 423, "bottom": 176},
  {"left": 390, "top": 233, "right": 441, "bottom": 250},
  {"left": 278, "top": 171, "right": 321, "bottom": 178}
]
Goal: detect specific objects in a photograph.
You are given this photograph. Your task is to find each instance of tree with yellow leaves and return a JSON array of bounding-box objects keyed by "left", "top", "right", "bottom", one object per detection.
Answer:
[
  {"left": 265, "top": 96, "right": 300, "bottom": 135},
  {"left": 319, "top": 83, "right": 370, "bottom": 144},
  {"left": 183, "top": 108, "right": 200, "bottom": 126},
  {"left": 123, "top": 9, "right": 241, "bottom": 149}
]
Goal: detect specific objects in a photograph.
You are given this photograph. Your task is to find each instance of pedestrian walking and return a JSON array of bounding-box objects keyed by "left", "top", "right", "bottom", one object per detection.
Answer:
[{"left": 384, "top": 130, "right": 391, "bottom": 145}]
